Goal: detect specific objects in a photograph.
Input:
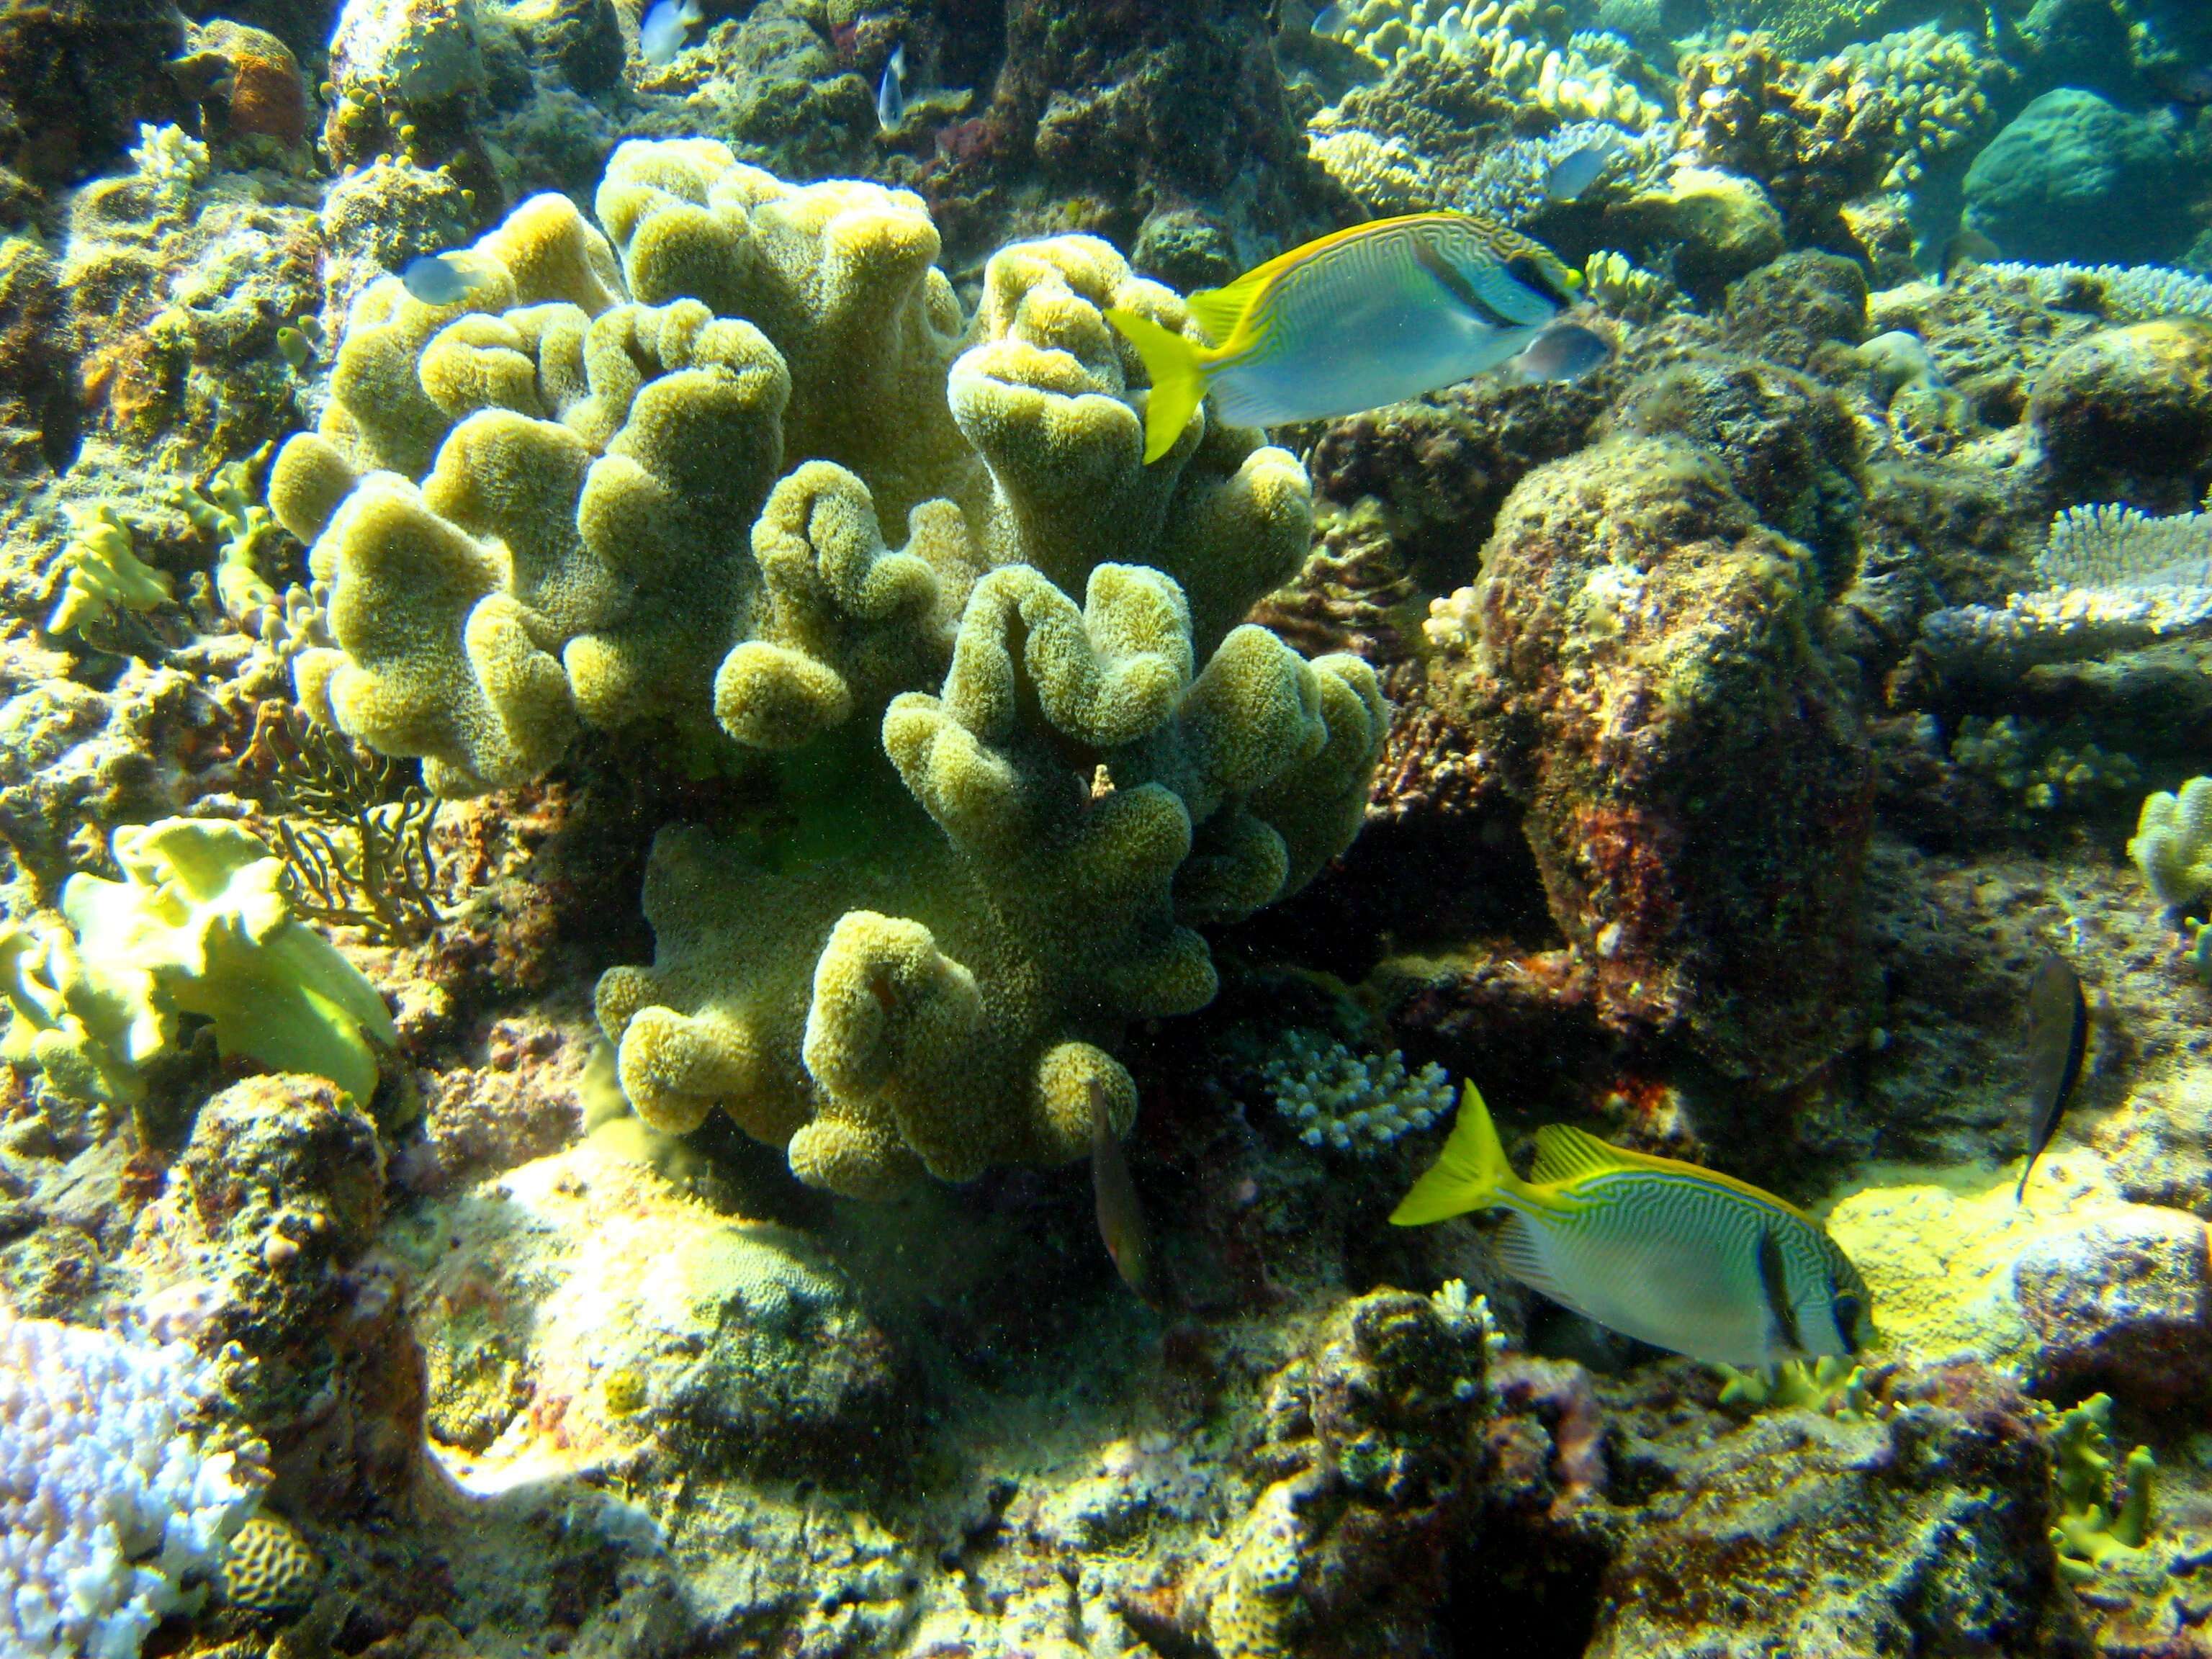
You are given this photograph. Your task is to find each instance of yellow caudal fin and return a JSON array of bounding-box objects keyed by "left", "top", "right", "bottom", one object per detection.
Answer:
[
  {"left": 1105, "top": 308, "right": 1207, "bottom": 464},
  {"left": 1390, "top": 1080, "right": 1516, "bottom": 1226}
]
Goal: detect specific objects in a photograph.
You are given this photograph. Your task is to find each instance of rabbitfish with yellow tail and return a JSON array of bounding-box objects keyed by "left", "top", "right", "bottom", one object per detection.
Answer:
[
  {"left": 1106, "top": 212, "right": 1608, "bottom": 463},
  {"left": 1392, "top": 1083, "right": 1874, "bottom": 1367}
]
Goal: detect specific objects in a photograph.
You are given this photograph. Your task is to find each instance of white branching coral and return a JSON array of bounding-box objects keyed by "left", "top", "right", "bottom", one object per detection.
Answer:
[
  {"left": 1257, "top": 1028, "right": 1454, "bottom": 1155},
  {"left": 1915, "top": 500, "right": 2212, "bottom": 687},
  {"left": 1981, "top": 262, "right": 2212, "bottom": 325},
  {"left": 1315, "top": 0, "right": 1664, "bottom": 128},
  {"left": 0, "top": 1308, "right": 265, "bottom": 1659},
  {"left": 2037, "top": 503, "right": 2212, "bottom": 593}
]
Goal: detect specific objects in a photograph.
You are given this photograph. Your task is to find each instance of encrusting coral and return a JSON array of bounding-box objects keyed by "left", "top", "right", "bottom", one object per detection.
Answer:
[
  {"left": 46, "top": 504, "right": 173, "bottom": 650},
  {"left": 269, "top": 140, "right": 1385, "bottom": 1197},
  {"left": 0, "top": 818, "right": 395, "bottom": 1105}
]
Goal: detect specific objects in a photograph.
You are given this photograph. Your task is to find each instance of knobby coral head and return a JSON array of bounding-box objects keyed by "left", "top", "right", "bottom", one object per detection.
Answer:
[{"left": 266, "top": 139, "right": 1388, "bottom": 1198}]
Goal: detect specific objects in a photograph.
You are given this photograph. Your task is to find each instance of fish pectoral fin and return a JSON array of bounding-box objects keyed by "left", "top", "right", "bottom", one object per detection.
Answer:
[{"left": 1491, "top": 1213, "right": 1575, "bottom": 1305}]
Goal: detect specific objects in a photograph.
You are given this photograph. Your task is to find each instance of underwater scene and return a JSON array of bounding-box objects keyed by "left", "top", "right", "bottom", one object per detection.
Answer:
[{"left": 6, "top": 0, "right": 2212, "bottom": 1654}]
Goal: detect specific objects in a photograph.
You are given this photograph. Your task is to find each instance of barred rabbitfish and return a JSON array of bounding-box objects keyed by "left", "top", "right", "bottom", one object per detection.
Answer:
[
  {"left": 1106, "top": 212, "right": 1609, "bottom": 464},
  {"left": 1392, "top": 1082, "right": 1874, "bottom": 1367}
]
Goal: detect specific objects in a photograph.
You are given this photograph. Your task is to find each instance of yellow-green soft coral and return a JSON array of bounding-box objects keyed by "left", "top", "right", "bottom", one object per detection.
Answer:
[
  {"left": 48, "top": 506, "right": 172, "bottom": 643},
  {"left": 2130, "top": 778, "right": 2212, "bottom": 911},
  {"left": 2049, "top": 1393, "right": 2153, "bottom": 1581},
  {"left": 0, "top": 819, "right": 395, "bottom": 1105},
  {"left": 268, "top": 140, "right": 1382, "bottom": 1197}
]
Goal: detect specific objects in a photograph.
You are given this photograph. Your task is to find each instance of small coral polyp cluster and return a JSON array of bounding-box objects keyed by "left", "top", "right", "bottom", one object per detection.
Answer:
[{"left": 268, "top": 140, "right": 1386, "bottom": 1197}]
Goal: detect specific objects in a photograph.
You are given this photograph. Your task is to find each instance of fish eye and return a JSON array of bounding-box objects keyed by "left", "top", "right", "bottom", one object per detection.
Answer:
[{"left": 1506, "top": 253, "right": 1575, "bottom": 307}]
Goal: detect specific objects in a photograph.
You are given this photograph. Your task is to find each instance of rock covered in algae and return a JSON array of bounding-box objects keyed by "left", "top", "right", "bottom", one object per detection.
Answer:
[
  {"left": 1825, "top": 1151, "right": 2212, "bottom": 1412},
  {"left": 2028, "top": 317, "right": 2212, "bottom": 510},
  {"left": 122, "top": 1073, "right": 425, "bottom": 1516},
  {"left": 266, "top": 139, "right": 1385, "bottom": 1197},
  {"left": 1442, "top": 431, "right": 1872, "bottom": 1087},
  {"left": 400, "top": 1131, "right": 901, "bottom": 1481},
  {"left": 1584, "top": 1367, "right": 2068, "bottom": 1657},
  {"left": 1186, "top": 1285, "right": 1497, "bottom": 1659}
]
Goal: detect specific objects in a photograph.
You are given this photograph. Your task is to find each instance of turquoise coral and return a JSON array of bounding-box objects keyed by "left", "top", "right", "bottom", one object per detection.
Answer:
[
  {"left": 0, "top": 818, "right": 395, "bottom": 1106},
  {"left": 266, "top": 140, "right": 1382, "bottom": 1197}
]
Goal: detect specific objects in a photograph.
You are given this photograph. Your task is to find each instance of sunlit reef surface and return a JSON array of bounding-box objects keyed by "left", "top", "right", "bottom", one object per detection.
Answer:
[{"left": 1, "top": 0, "right": 2211, "bottom": 1655}]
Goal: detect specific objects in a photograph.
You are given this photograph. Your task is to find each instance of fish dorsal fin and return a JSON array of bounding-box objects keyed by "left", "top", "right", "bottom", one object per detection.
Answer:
[
  {"left": 1184, "top": 274, "right": 1267, "bottom": 346},
  {"left": 1529, "top": 1123, "right": 1647, "bottom": 1185}
]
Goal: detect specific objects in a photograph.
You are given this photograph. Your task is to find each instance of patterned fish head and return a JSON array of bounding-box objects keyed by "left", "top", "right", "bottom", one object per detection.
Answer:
[{"left": 1786, "top": 1227, "right": 1875, "bottom": 1358}]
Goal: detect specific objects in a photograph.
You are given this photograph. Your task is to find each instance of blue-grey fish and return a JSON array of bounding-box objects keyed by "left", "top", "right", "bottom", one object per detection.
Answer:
[
  {"left": 1311, "top": 4, "right": 1346, "bottom": 33},
  {"left": 639, "top": 0, "right": 701, "bottom": 66},
  {"left": 400, "top": 253, "right": 493, "bottom": 306},
  {"left": 1392, "top": 1082, "right": 1875, "bottom": 1368},
  {"left": 2016, "top": 952, "right": 2088, "bottom": 1201},
  {"left": 1509, "top": 322, "right": 1611, "bottom": 383},
  {"left": 1545, "top": 128, "right": 1624, "bottom": 202},
  {"left": 1089, "top": 1077, "right": 1149, "bottom": 1297},
  {"left": 1106, "top": 212, "right": 1597, "bottom": 463},
  {"left": 876, "top": 42, "right": 907, "bottom": 131}
]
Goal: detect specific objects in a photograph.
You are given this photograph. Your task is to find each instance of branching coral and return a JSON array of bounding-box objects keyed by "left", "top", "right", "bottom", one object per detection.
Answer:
[
  {"left": 2038, "top": 503, "right": 2212, "bottom": 592},
  {"left": 266, "top": 141, "right": 1384, "bottom": 1197},
  {"left": 0, "top": 819, "right": 395, "bottom": 1105},
  {"left": 1982, "top": 261, "right": 2212, "bottom": 327},
  {"left": 0, "top": 1306, "right": 266, "bottom": 1659},
  {"left": 1250, "top": 1028, "right": 1454, "bottom": 1155},
  {"left": 175, "top": 453, "right": 288, "bottom": 624},
  {"left": 1676, "top": 32, "right": 1899, "bottom": 240},
  {"left": 2049, "top": 1392, "right": 2154, "bottom": 1581},
  {"left": 1717, "top": 1355, "right": 1880, "bottom": 1418},
  {"left": 1316, "top": 0, "right": 1664, "bottom": 128},
  {"left": 253, "top": 703, "right": 444, "bottom": 945},
  {"left": 1831, "top": 24, "right": 2004, "bottom": 189}
]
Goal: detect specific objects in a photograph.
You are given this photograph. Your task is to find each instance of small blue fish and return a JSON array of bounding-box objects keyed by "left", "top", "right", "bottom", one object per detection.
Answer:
[
  {"left": 638, "top": 0, "right": 701, "bottom": 67},
  {"left": 1107, "top": 212, "right": 1598, "bottom": 463},
  {"left": 400, "top": 253, "right": 492, "bottom": 307},
  {"left": 1545, "top": 128, "right": 1624, "bottom": 203},
  {"left": 1510, "top": 321, "right": 1611, "bottom": 383},
  {"left": 876, "top": 42, "right": 907, "bottom": 131}
]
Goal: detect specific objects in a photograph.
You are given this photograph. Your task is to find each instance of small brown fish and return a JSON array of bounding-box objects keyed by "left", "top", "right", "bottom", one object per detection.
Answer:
[
  {"left": 1942, "top": 227, "right": 2000, "bottom": 282},
  {"left": 2017, "top": 952, "right": 2088, "bottom": 1201},
  {"left": 1089, "top": 1077, "right": 1150, "bottom": 1296}
]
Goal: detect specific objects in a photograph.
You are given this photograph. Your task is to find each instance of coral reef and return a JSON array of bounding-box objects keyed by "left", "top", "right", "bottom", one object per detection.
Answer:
[
  {"left": 2132, "top": 777, "right": 2212, "bottom": 910},
  {"left": 0, "top": 1303, "right": 266, "bottom": 1659}
]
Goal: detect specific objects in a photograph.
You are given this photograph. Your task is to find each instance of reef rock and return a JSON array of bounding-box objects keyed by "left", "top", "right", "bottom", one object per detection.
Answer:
[
  {"left": 1447, "top": 434, "right": 1872, "bottom": 1087},
  {"left": 1963, "top": 88, "right": 2190, "bottom": 266},
  {"left": 1586, "top": 1367, "right": 2070, "bottom": 1656},
  {"left": 404, "top": 1130, "right": 904, "bottom": 1483},
  {"left": 2028, "top": 317, "right": 2212, "bottom": 510},
  {"left": 2014, "top": 1202, "right": 2212, "bottom": 1413},
  {"left": 124, "top": 1073, "right": 425, "bottom": 1516}
]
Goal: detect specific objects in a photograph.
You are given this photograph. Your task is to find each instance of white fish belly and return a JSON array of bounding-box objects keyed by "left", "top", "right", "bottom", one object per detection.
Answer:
[
  {"left": 1210, "top": 302, "right": 1537, "bottom": 428},
  {"left": 1507, "top": 1213, "right": 1776, "bottom": 1366}
]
